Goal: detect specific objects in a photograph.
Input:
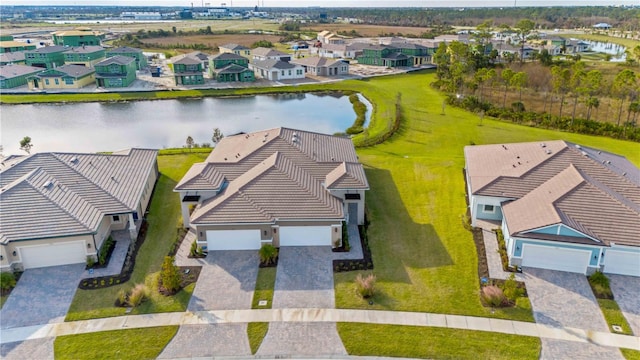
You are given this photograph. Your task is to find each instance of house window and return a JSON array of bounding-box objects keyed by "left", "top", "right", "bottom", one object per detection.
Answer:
[
  {"left": 65, "top": 78, "right": 74, "bottom": 85},
  {"left": 54, "top": 78, "right": 59, "bottom": 85},
  {"left": 112, "top": 215, "right": 120, "bottom": 222},
  {"left": 281, "top": 70, "right": 285, "bottom": 76},
  {"left": 483, "top": 204, "right": 495, "bottom": 213},
  {"left": 296, "top": 69, "right": 303, "bottom": 75},
  {"left": 45, "top": 79, "right": 49, "bottom": 85},
  {"left": 288, "top": 70, "right": 292, "bottom": 75}
]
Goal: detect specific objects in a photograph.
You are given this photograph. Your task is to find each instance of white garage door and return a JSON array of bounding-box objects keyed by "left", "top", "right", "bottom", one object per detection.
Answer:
[
  {"left": 19, "top": 241, "right": 86, "bottom": 269},
  {"left": 279, "top": 226, "right": 331, "bottom": 247},
  {"left": 206, "top": 230, "right": 261, "bottom": 251},
  {"left": 521, "top": 244, "right": 591, "bottom": 274},
  {"left": 604, "top": 251, "right": 640, "bottom": 277}
]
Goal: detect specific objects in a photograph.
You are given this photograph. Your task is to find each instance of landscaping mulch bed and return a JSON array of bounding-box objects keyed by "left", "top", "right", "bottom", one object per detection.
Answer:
[
  {"left": 333, "top": 223, "right": 374, "bottom": 273},
  {"left": 158, "top": 266, "right": 201, "bottom": 296},
  {"left": 86, "top": 240, "right": 116, "bottom": 270},
  {"left": 79, "top": 221, "right": 149, "bottom": 290},
  {"left": 259, "top": 256, "right": 278, "bottom": 268}
]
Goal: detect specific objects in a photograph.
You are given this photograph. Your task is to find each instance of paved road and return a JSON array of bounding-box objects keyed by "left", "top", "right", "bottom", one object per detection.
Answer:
[
  {"left": 609, "top": 274, "right": 640, "bottom": 335},
  {"left": 160, "top": 251, "right": 258, "bottom": 358},
  {"left": 523, "top": 268, "right": 623, "bottom": 360},
  {"left": 0, "top": 264, "right": 84, "bottom": 329},
  {"left": 258, "top": 247, "right": 347, "bottom": 357}
]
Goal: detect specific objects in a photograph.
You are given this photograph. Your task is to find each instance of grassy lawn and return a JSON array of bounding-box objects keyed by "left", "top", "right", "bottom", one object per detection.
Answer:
[
  {"left": 338, "top": 323, "right": 541, "bottom": 360},
  {"left": 54, "top": 326, "right": 178, "bottom": 360},
  {"left": 597, "top": 299, "right": 634, "bottom": 336},
  {"left": 0, "top": 295, "right": 7, "bottom": 309},
  {"left": 622, "top": 349, "right": 640, "bottom": 360},
  {"left": 65, "top": 152, "right": 209, "bottom": 321},
  {"left": 247, "top": 266, "right": 277, "bottom": 354}
]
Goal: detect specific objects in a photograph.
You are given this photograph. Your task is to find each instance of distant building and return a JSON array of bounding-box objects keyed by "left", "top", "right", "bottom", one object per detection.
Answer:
[
  {"left": 251, "top": 47, "right": 291, "bottom": 62},
  {"left": 290, "top": 57, "right": 348, "bottom": 77},
  {"left": 95, "top": 56, "right": 137, "bottom": 88},
  {"left": 0, "top": 64, "right": 43, "bottom": 89},
  {"left": 0, "top": 52, "right": 26, "bottom": 66},
  {"left": 593, "top": 23, "right": 612, "bottom": 30},
  {"left": 249, "top": 59, "right": 304, "bottom": 81},
  {"left": 108, "top": 47, "right": 148, "bottom": 70},
  {"left": 52, "top": 28, "right": 105, "bottom": 47},
  {"left": 28, "top": 64, "right": 96, "bottom": 90},
  {"left": 209, "top": 53, "right": 254, "bottom": 82},
  {"left": 63, "top": 46, "right": 106, "bottom": 68},
  {"left": 357, "top": 45, "right": 409, "bottom": 67},
  {"left": 219, "top": 43, "right": 251, "bottom": 57},
  {"left": 121, "top": 12, "right": 162, "bottom": 20},
  {"left": 169, "top": 54, "right": 205, "bottom": 86},
  {"left": 0, "top": 40, "right": 36, "bottom": 54}
]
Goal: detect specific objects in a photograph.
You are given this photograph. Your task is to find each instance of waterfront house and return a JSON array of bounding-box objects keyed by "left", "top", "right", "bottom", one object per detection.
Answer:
[
  {"left": 310, "top": 42, "right": 369, "bottom": 59},
  {"left": 52, "top": 28, "right": 105, "bottom": 46},
  {"left": 174, "top": 128, "right": 368, "bottom": 250},
  {"left": 169, "top": 54, "right": 205, "bottom": 85},
  {"left": 465, "top": 141, "right": 640, "bottom": 276},
  {"left": 357, "top": 45, "right": 410, "bottom": 67},
  {"left": 249, "top": 59, "right": 304, "bottom": 81},
  {"left": 209, "top": 53, "right": 249, "bottom": 71},
  {"left": 94, "top": 55, "right": 137, "bottom": 88},
  {"left": 107, "top": 46, "right": 148, "bottom": 70},
  {"left": 0, "top": 149, "right": 157, "bottom": 271},
  {"left": 63, "top": 46, "right": 106, "bottom": 68},
  {"left": 219, "top": 43, "right": 251, "bottom": 57},
  {"left": 27, "top": 64, "right": 96, "bottom": 90},
  {"left": 0, "top": 64, "right": 43, "bottom": 89},
  {"left": 25, "top": 46, "right": 66, "bottom": 69},
  {"left": 290, "top": 57, "right": 348, "bottom": 76},
  {"left": 209, "top": 53, "right": 254, "bottom": 82}
]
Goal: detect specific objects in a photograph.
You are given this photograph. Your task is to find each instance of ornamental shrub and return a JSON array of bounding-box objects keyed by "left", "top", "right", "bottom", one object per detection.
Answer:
[
  {"left": 259, "top": 245, "right": 278, "bottom": 266},
  {"left": 481, "top": 285, "right": 506, "bottom": 307},
  {"left": 127, "top": 284, "right": 148, "bottom": 307},
  {"left": 161, "top": 256, "right": 182, "bottom": 294},
  {"left": 355, "top": 273, "right": 376, "bottom": 298},
  {"left": 0, "top": 272, "right": 16, "bottom": 291}
]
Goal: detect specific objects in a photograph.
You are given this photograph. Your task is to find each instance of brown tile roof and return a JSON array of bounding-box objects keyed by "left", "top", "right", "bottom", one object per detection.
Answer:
[
  {"left": 177, "top": 128, "right": 368, "bottom": 225},
  {"left": 467, "top": 141, "right": 640, "bottom": 247}
]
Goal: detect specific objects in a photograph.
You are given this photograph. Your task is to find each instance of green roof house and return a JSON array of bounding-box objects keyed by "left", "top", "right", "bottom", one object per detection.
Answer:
[
  {"left": 63, "top": 46, "right": 106, "bottom": 68},
  {"left": 0, "top": 64, "right": 43, "bottom": 89},
  {"left": 108, "top": 46, "right": 148, "bottom": 70},
  {"left": 95, "top": 56, "right": 137, "bottom": 88},
  {"left": 169, "top": 54, "right": 204, "bottom": 86},
  {"left": 52, "top": 28, "right": 105, "bottom": 46},
  {"left": 25, "top": 46, "right": 66, "bottom": 69}
]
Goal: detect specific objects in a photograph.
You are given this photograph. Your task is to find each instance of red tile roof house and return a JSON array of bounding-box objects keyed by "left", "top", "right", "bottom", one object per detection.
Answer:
[
  {"left": 0, "top": 149, "right": 158, "bottom": 271},
  {"left": 174, "top": 128, "right": 369, "bottom": 251},
  {"left": 464, "top": 141, "right": 640, "bottom": 276}
]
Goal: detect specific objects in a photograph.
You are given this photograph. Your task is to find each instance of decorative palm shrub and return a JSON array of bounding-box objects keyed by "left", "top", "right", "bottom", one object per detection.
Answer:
[
  {"left": 259, "top": 245, "right": 278, "bottom": 266},
  {"left": 161, "top": 256, "right": 182, "bottom": 294},
  {"left": 355, "top": 273, "right": 376, "bottom": 298},
  {"left": 189, "top": 240, "right": 204, "bottom": 257},
  {"left": 481, "top": 285, "right": 506, "bottom": 307},
  {"left": 0, "top": 272, "right": 16, "bottom": 291},
  {"left": 98, "top": 236, "right": 114, "bottom": 265}
]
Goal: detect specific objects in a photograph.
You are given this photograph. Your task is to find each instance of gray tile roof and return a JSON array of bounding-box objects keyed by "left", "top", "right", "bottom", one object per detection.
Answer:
[
  {"left": 251, "top": 59, "right": 296, "bottom": 70},
  {"left": 171, "top": 55, "right": 202, "bottom": 65},
  {"left": 217, "top": 64, "right": 251, "bottom": 74},
  {"left": 0, "top": 149, "right": 157, "bottom": 243},
  {"left": 36, "top": 64, "right": 95, "bottom": 79},
  {"left": 0, "top": 52, "right": 26, "bottom": 63},
  {"left": 220, "top": 43, "right": 249, "bottom": 51},
  {"left": 0, "top": 64, "right": 43, "bottom": 79},
  {"left": 290, "top": 57, "right": 343, "bottom": 68},
  {"left": 108, "top": 46, "right": 144, "bottom": 54},
  {"left": 251, "top": 47, "right": 289, "bottom": 57},
  {"left": 466, "top": 141, "right": 640, "bottom": 247},
  {"left": 211, "top": 52, "right": 246, "bottom": 61},
  {"left": 96, "top": 55, "right": 135, "bottom": 66},
  {"left": 26, "top": 45, "right": 66, "bottom": 54},
  {"left": 63, "top": 45, "right": 104, "bottom": 54},
  {"left": 176, "top": 128, "right": 368, "bottom": 225}
]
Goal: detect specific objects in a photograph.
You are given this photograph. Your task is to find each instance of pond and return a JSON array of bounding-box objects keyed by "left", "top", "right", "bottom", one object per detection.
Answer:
[
  {"left": 582, "top": 40, "right": 627, "bottom": 62},
  {"left": 1, "top": 92, "right": 371, "bottom": 154}
]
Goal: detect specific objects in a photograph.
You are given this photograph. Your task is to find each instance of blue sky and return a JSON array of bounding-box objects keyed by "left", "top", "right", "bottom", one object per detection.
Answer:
[{"left": 2, "top": 0, "right": 638, "bottom": 7}]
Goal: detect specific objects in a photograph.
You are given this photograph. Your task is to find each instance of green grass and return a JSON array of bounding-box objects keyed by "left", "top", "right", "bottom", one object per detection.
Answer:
[
  {"left": 54, "top": 326, "right": 178, "bottom": 360},
  {"left": 597, "top": 299, "right": 634, "bottom": 335},
  {"left": 338, "top": 323, "right": 541, "bottom": 360},
  {"left": 247, "top": 266, "right": 277, "bottom": 354},
  {"left": 0, "top": 295, "right": 7, "bottom": 309},
  {"left": 65, "top": 152, "right": 209, "bottom": 321},
  {"left": 622, "top": 349, "right": 640, "bottom": 360}
]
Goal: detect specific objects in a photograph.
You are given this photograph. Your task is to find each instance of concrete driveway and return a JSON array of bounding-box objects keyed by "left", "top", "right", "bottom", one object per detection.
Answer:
[
  {"left": 609, "top": 274, "right": 640, "bottom": 335},
  {"left": 160, "top": 251, "right": 258, "bottom": 358},
  {"left": 523, "top": 268, "right": 623, "bottom": 360},
  {"left": 257, "top": 247, "right": 347, "bottom": 357},
  {"left": 0, "top": 264, "right": 84, "bottom": 329}
]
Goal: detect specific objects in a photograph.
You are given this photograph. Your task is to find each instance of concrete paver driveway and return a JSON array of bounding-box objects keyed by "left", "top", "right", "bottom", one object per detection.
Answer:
[
  {"left": 523, "top": 268, "right": 623, "bottom": 360},
  {"left": 160, "top": 251, "right": 258, "bottom": 358},
  {"left": 0, "top": 264, "right": 84, "bottom": 329},
  {"left": 1, "top": 338, "right": 54, "bottom": 360},
  {"left": 257, "top": 247, "right": 347, "bottom": 357},
  {"left": 609, "top": 274, "right": 640, "bottom": 335}
]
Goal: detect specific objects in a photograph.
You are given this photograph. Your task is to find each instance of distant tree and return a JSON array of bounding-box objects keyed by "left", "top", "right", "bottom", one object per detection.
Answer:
[
  {"left": 537, "top": 48, "right": 553, "bottom": 66},
  {"left": 584, "top": 70, "right": 603, "bottom": 121},
  {"left": 211, "top": 128, "right": 224, "bottom": 145},
  {"left": 434, "top": 42, "right": 451, "bottom": 84},
  {"left": 501, "top": 68, "right": 515, "bottom": 108},
  {"left": 252, "top": 40, "right": 273, "bottom": 48},
  {"left": 172, "top": 26, "right": 177, "bottom": 33},
  {"left": 551, "top": 65, "right": 571, "bottom": 117},
  {"left": 186, "top": 136, "right": 194, "bottom": 151},
  {"left": 510, "top": 71, "right": 528, "bottom": 102},
  {"left": 613, "top": 69, "right": 638, "bottom": 126},
  {"left": 515, "top": 19, "right": 535, "bottom": 63},
  {"left": 19, "top": 136, "right": 33, "bottom": 154},
  {"left": 569, "top": 61, "right": 586, "bottom": 124}
]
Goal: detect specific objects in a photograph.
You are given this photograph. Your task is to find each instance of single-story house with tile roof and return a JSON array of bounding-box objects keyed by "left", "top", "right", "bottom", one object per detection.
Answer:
[
  {"left": 0, "top": 52, "right": 26, "bottom": 66},
  {"left": 0, "top": 149, "right": 158, "bottom": 271},
  {"left": 174, "top": 128, "right": 369, "bottom": 251},
  {"left": 290, "top": 57, "right": 348, "bottom": 76},
  {"left": 464, "top": 141, "right": 640, "bottom": 276},
  {"left": 251, "top": 47, "right": 291, "bottom": 62},
  {"left": 0, "top": 64, "right": 43, "bottom": 89},
  {"left": 249, "top": 59, "right": 304, "bottom": 81},
  {"left": 27, "top": 64, "right": 96, "bottom": 90},
  {"left": 219, "top": 43, "right": 251, "bottom": 57}
]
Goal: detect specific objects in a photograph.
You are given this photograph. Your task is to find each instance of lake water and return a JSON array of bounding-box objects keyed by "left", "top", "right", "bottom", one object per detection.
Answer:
[
  {"left": 582, "top": 40, "right": 627, "bottom": 62},
  {"left": 0, "top": 93, "right": 370, "bottom": 154}
]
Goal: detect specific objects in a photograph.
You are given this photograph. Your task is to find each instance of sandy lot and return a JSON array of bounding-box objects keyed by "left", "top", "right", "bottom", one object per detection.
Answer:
[
  {"left": 301, "top": 23, "right": 432, "bottom": 37},
  {"left": 142, "top": 33, "right": 283, "bottom": 49}
]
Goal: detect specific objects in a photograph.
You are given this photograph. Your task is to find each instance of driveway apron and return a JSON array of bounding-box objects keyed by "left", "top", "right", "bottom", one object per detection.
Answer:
[
  {"left": 0, "top": 338, "right": 54, "bottom": 360},
  {"left": 159, "top": 250, "right": 258, "bottom": 358},
  {"left": 609, "top": 274, "right": 640, "bottom": 335},
  {"left": 0, "top": 264, "right": 84, "bottom": 329},
  {"left": 523, "top": 268, "right": 623, "bottom": 360},
  {"left": 257, "top": 247, "right": 347, "bottom": 357}
]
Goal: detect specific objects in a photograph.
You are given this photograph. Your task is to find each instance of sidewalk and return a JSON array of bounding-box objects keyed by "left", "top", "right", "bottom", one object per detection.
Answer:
[{"left": 2, "top": 308, "right": 639, "bottom": 351}]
